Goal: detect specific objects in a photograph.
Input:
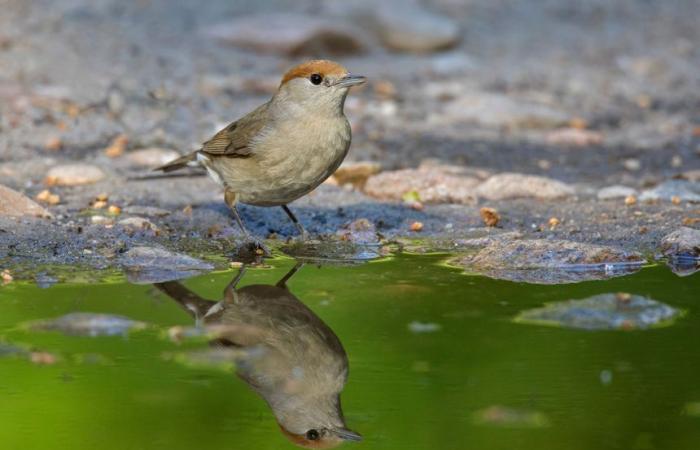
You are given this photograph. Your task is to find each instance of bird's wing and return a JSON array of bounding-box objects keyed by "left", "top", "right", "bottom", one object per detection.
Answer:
[{"left": 201, "top": 102, "right": 270, "bottom": 157}]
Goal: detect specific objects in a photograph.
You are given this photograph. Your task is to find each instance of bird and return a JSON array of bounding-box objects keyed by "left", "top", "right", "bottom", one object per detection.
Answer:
[
  {"left": 154, "top": 60, "right": 366, "bottom": 246},
  {"left": 154, "top": 262, "right": 361, "bottom": 449}
]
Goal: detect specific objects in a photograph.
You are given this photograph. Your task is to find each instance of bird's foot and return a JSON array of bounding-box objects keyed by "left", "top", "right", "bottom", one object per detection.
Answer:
[{"left": 229, "top": 237, "right": 271, "bottom": 263}]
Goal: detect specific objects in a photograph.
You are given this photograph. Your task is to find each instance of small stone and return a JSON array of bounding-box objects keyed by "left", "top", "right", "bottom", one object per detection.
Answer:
[
  {"left": 91, "top": 215, "right": 113, "bottom": 225},
  {"left": 672, "top": 195, "right": 681, "bottom": 205},
  {"left": 475, "top": 173, "right": 574, "bottom": 201},
  {"left": 408, "top": 321, "right": 441, "bottom": 333},
  {"left": 205, "top": 14, "right": 365, "bottom": 55},
  {"left": 373, "top": 80, "right": 397, "bottom": 99},
  {"left": 1, "top": 269, "right": 12, "bottom": 285},
  {"left": 364, "top": 165, "right": 480, "bottom": 204},
  {"left": 671, "top": 155, "right": 683, "bottom": 168},
  {"left": 120, "top": 246, "right": 214, "bottom": 284},
  {"left": 455, "top": 239, "right": 644, "bottom": 284},
  {"left": 537, "top": 159, "right": 552, "bottom": 170},
  {"left": 35, "top": 189, "right": 60, "bottom": 205},
  {"left": 332, "top": 161, "right": 381, "bottom": 189},
  {"left": 514, "top": 293, "right": 681, "bottom": 330},
  {"left": 126, "top": 148, "right": 181, "bottom": 167},
  {"left": 659, "top": 227, "right": 700, "bottom": 259},
  {"left": 473, "top": 406, "right": 550, "bottom": 428},
  {"left": 625, "top": 195, "right": 637, "bottom": 206},
  {"left": 639, "top": 180, "right": 700, "bottom": 203},
  {"left": 597, "top": 185, "right": 637, "bottom": 200},
  {"left": 480, "top": 207, "right": 500, "bottom": 227},
  {"left": 0, "top": 184, "right": 51, "bottom": 218},
  {"left": 29, "top": 313, "right": 147, "bottom": 337},
  {"left": 118, "top": 217, "right": 159, "bottom": 233},
  {"left": 29, "top": 351, "right": 58, "bottom": 365},
  {"left": 104, "top": 134, "right": 128, "bottom": 158},
  {"left": 546, "top": 128, "right": 603, "bottom": 146},
  {"left": 44, "top": 136, "right": 63, "bottom": 152},
  {"left": 623, "top": 158, "right": 642, "bottom": 171},
  {"left": 373, "top": 5, "right": 460, "bottom": 52},
  {"left": 410, "top": 221, "right": 424, "bottom": 232},
  {"left": 45, "top": 164, "right": 105, "bottom": 186},
  {"left": 337, "top": 218, "right": 379, "bottom": 244},
  {"left": 440, "top": 92, "right": 567, "bottom": 129}
]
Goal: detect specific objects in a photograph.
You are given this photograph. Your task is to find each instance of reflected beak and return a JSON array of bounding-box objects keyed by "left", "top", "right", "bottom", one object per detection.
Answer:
[
  {"left": 334, "top": 75, "right": 367, "bottom": 88},
  {"left": 333, "top": 428, "right": 363, "bottom": 442}
]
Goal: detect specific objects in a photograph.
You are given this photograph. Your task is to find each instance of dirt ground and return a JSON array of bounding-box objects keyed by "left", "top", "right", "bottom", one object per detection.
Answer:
[{"left": 1, "top": 0, "right": 699, "bottom": 269}]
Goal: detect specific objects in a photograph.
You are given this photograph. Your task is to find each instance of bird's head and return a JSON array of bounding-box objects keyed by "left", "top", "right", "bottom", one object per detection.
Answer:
[
  {"left": 275, "top": 393, "right": 361, "bottom": 449},
  {"left": 279, "top": 424, "right": 362, "bottom": 449},
  {"left": 274, "top": 60, "right": 366, "bottom": 114}
]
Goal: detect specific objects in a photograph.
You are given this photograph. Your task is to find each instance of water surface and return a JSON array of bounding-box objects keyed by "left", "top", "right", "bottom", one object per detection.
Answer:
[{"left": 1, "top": 255, "right": 698, "bottom": 449}]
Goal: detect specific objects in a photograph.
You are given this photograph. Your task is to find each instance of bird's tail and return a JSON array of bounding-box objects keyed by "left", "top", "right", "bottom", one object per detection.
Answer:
[{"left": 153, "top": 151, "right": 199, "bottom": 173}]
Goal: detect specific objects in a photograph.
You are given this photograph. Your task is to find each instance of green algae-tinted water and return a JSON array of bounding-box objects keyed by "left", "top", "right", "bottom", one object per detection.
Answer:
[{"left": 1, "top": 255, "right": 699, "bottom": 450}]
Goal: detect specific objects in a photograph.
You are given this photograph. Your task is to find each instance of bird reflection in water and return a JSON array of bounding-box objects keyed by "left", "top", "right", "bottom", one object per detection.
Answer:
[{"left": 154, "top": 262, "right": 361, "bottom": 448}]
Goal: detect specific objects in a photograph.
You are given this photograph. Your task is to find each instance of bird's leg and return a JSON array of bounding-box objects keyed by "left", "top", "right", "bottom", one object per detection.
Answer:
[
  {"left": 225, "top": 188, "right": 249, "bottom": 238},
  {"left": 225, "top": 187, "right": 269, "bottom": 255},
  {"left": 223, "top": 265, "right": 247, "bottom": 304},
  {"left": 281, "top": 204, "right": 308, "bottom": 241},
  {"left": 275, "top": 261, "right": 304, "bottom": 289}
]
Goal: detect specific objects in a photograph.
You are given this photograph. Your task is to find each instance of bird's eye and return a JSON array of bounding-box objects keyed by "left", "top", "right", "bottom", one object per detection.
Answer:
[
  {"left": 309, "top": 74, "right": 323, "bottom": 85},
  {"left": 306, "top": 429, "right": 320, "bottom": 441}
]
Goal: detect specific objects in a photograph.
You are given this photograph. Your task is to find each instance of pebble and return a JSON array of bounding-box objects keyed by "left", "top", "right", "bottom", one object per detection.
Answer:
[
  {"left": 546, "top": 128, "right": 603, "bottom": 146},
  {"left": 408, "top": 321, "right": 441, "bottom": 333},
  {"left": 597, "top": 185, "right": 637, "bottom": 200},
  {"left": 639, "top": 180, "right": 700, "bottom": 203},
  {"left": 331, "top": 161, "right": 381, "bottom": 189},
  {"left": 455, "top": 239, "right": 644, "bottom": 284},
  {"left": 29, "top": 312, "right": 147, "bottom": 337},
  {"left": 439, "top": 92, "right": 568, "bottom": 129},
  {"left": 118, "top": 217, "right": 159, "bottom": 233},
  {"left": 474, "top": 173, "right": 574, "bottom": 201},
  {"left": 104, "top": 134, "right": 128, "bottom": 158},
  {"left": 659, "top": 227, "right": 700, "bottom": 259},
  {"left": 35, "top": 189, "right": 60, "bottom": 205},
  {"left": 480, "top": 207, "right": 500, "bottom": 227},
  {"left": 205, "top": 14, "right": 365, "bottom": 55},
  {"left": 45, "top": 164, "right": 105, "bottom": 186},
  {"left": 372, "top": 4, "right": 460, "bottom": 52},
  {"left": 623, "top": 158, "right": 642, "bottom": 171},
  {"left": 364, "top": 165, "right": 480, "bottom": 204},
  {"left": 472, "top": 405, "right": 550, "bottom": 428},
  {"left": 120, "top": 246, "right": 214, "bottom": 284},
  {"left": 126, "top": 148, "right": 181, "bottom": 167},
  {"left": 514, "top": 293, "right": 681, "bottom": 330},
  {"left": 336, "top": 218, "right": 379, "bottom": 244},
  {"left": 0, "top": 184, "right": 51, "bottom": 218}
]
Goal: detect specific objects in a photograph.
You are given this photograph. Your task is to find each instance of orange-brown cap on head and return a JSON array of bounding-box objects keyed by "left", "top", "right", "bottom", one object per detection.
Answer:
[{"left": 280, "top": 60, "right": 348, "bottom": 87}]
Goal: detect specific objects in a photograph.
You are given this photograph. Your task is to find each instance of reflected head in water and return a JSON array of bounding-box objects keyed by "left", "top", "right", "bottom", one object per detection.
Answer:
[{"left": 154, "top": 262, "right": 361, "bottom": 448}]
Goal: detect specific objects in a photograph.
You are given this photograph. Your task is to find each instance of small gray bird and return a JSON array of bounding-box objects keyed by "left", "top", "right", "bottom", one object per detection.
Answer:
[
  {"left": 155, "top": 263, "right": 361, "bottom": 448},
  {"left": 155, "top": 60, "right": 366, "bottom": 243}
]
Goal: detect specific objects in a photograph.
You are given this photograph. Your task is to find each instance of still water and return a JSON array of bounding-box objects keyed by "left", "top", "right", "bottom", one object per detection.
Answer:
[{"left": 0, "top": 254, "right": 698, "bottom": 450}]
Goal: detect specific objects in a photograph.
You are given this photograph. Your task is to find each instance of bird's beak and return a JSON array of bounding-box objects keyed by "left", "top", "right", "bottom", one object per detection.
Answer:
[
  {"left": 332, "top": 428, "right": 363, "bottom": 442},
  {"left": 334, "top": 75, "right": 366, "bottom": 88}
]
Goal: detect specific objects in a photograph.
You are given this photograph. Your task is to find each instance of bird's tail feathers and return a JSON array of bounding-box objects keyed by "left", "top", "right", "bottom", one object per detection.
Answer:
[{"left": 153, "top": 151, "right": 200, "bottom": 173}]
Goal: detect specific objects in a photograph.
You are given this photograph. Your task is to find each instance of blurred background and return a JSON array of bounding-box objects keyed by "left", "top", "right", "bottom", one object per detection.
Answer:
[{"left": 1, "top": 0, "right": 698, "bottom": 183}]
